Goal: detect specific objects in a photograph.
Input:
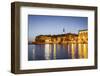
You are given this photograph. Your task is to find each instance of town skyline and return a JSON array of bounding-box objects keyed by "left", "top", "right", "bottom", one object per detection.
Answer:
[{"left": 28, "top": 15, "right": 88, "bottom": 42}]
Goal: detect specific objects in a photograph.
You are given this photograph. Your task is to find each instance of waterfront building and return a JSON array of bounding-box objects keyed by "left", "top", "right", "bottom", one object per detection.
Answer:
[
  {"left": 33, "top": 29, "right": 88, "bottom": 44},
  {"left": 78, "top": 30, "right": 88, "bottom": 44}
]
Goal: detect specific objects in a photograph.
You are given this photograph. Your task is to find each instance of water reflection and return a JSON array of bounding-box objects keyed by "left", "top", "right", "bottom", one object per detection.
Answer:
[
  {"left": 78, "top": 44, "right": 88, "bottom": 58},
  {"left": 45, "top": 44, "right": 51, "bottom": 60},
  {"left": 28, "top": 44, "right": 88, "bottom": 60}
]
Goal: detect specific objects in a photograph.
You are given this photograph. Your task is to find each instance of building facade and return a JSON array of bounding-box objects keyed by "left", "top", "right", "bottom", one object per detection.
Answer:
[
  {"left": 78, "top": 30, "right": 88, "bottom": 44},
  {"left": 33, "top": 30, "right": 88, "bottom": 44}
]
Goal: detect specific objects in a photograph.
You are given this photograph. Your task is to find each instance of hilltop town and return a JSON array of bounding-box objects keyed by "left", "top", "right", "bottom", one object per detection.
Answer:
[{"left": 32, "top": 30, "right": 88, "bottom": 44}]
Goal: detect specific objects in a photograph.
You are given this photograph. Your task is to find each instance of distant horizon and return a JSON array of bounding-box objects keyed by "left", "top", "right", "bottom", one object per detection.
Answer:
[{"left": 28, "top": 15, "right": 88, "bottom": 42}]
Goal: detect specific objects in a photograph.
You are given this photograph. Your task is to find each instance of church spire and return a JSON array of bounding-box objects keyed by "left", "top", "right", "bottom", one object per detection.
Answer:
[{"left": 63, "top": 28, "right": 65, "bottom": 34}]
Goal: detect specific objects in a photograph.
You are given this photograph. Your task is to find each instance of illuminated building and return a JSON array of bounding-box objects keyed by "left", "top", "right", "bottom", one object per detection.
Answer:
[
  {"left": 78, "top": 30, "right": 88, "bottom": 44},
  {"left": 32, "top": 30, "right": 88, "bottom": 44}
]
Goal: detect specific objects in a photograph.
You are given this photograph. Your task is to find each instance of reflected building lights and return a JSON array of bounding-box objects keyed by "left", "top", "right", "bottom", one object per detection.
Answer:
[
  {"left": 45, "top": 44, "right": 51, "bottom": 60},
  {"left": 71, "top": 44, "right": 75, "bottom": 59},
  {"left": 83, "top": 44, "right": 88, "bottom": 58},
  {"left": 53, "top": 44, "right": 56, "bottom": 59},
  {"left": 30, "top": 30, "right": 88, "bottom": 60},
  {"left": 78, "top": 44, "right": 83, "bottom": 58},
  {"left": 32, "top": 46, "right": 35, "bottom": 59},
  {"left": 29, "top": 43, "right": 88, "bottom": 60},
  {"left": 78, "top": 44, "right": 88, "bottom": 59}
]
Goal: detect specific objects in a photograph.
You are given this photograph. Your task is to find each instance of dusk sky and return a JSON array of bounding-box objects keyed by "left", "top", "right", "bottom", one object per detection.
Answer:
[{"left": 28, "top": 15, "right": 88, "bottom": 42}]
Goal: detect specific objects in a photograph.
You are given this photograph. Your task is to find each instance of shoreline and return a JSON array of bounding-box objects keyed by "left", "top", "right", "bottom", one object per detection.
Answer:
[{"left": 29, "top": 42, "right": 88, "bottom": 45}]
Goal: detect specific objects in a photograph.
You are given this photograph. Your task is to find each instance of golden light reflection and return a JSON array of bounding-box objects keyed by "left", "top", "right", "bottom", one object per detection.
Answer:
[
  {"left": 78, "top": 44, "right": 83, "bottom": 58},
  {"left": 83, "top": 44, "right": 88, "bottom": 58},
  {"left": 53, "top": 44, "right": 56, "bottom": 59},
  {"left": 71, "top": 44, "right": 75, "bottom": 59},
  {"left": 45, "top": 44, "right": 51, "bottom": 59},
  {"left": 78, "top": 44, "right": 88, "bottom": 58},
  {"left": 44, "top": 43, "right": 88, "bottom": 60}
]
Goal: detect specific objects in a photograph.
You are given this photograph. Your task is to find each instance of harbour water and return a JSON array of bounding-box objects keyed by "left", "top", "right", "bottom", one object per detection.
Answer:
[{"left": 28, "top": 44, "right": 88, "bottom": 60}]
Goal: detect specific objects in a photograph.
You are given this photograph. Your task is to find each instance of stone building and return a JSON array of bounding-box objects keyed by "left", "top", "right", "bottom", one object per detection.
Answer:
[
  {"left": 34, "top": 33, "right": 78, "bottom": 44},
  {"left": 78, "top": 30, "right": 88, "bottom": 44},
  {"left": 33, "top": 30, "right": 88, "bottom": 44}
]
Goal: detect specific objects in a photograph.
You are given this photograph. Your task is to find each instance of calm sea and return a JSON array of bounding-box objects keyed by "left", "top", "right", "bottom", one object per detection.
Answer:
[{"left": 28, "top": 44, "right": 88, "bottom": 60}]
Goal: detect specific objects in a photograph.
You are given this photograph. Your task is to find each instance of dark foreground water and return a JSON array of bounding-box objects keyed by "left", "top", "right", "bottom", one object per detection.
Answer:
[{"left": 28, "top": 44, "right": 88, "bottom": 60}]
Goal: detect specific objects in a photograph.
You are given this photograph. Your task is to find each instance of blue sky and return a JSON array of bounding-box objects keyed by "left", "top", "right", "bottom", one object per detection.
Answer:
[{"left": 28, "top": 15, "right": 88, "bottom": 42}]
